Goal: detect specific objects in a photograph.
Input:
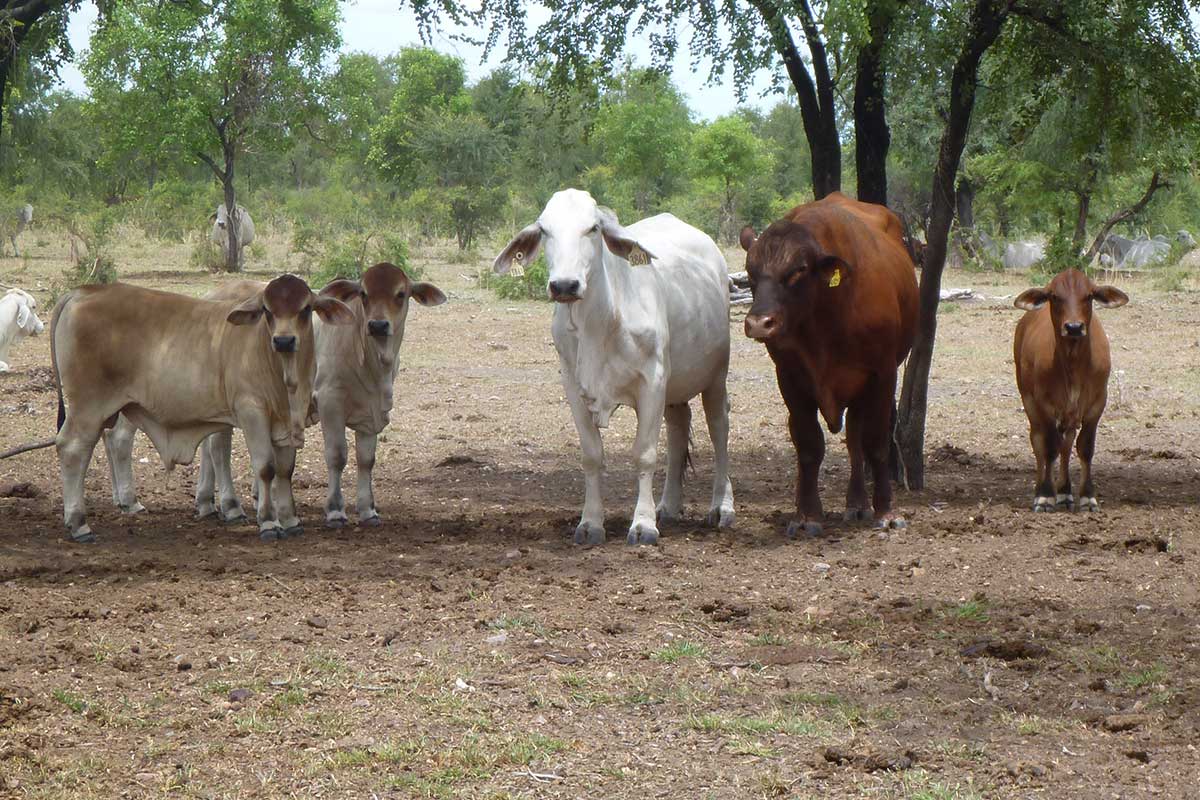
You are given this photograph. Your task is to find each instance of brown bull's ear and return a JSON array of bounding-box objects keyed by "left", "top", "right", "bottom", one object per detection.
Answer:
[
  {"left": 739, "top": 226, "right": 757, "bottom": 252},
  {"left": 598, "top": 211, "right": 655, "bottom": 266},
  {"left": 226, "top": 293, "right": 265, "bottom": 325},
  {"left": 411, "top": 282, "right": 447, "bottom": 306},
  {"left": 815, "top": 253, "right": 850, "bottom": 285},
  {"left": 319, "top": 279, "right": 364, "bottom": 302},
  {"left": 1014, "top": 288, "right": 1050, "bottom": 311},
  {"left": 493, "top": 222, "right": 543, "bottom": 275},
  {"left": 313, "top": 295, "right": 356, "bottom": 325},
  {"left": 1091, "top": 285, "right": 1129, "bottom": 308}
]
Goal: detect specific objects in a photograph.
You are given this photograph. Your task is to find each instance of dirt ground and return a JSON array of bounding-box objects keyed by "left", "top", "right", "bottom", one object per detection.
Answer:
[{"left": 2, "top": 230, "right": 1199, "bottom": 799}]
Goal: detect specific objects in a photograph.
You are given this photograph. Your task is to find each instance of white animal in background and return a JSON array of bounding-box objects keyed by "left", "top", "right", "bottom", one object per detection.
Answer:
[
  {"left": 2, "top": 204, "right": 33, "bottom": 257},
  {"left": 493, "top": 189, "right": 735, "bottom": 546},
  {"left": 209, "top": 204, "right": 256, "bottom": 267},
  {"left": 0, "top": 288, "right": 44, "bottom": 371}
]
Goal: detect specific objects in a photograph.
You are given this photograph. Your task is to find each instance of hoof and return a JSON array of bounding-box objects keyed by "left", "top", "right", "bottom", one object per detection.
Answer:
[
  {"left": 626, "top": 522, "right": 659, "bottom": 546},
  {"left": 222, "top": 512, "right": 248, "bottom": 525},
  {"left": 259, "top": 529, "right": 282, "bottom": 542},
  {"left": 843, "top": 507, "right": 870, "bottom": 522},
  {"left": 220, "top": 503, "right": 247, "bottom": 523},
  {"left": 1056, "top": 493, "right": 1075, "bottom": 512},
  {"left": 65, "top": 526, "right": 96, "bottom": 544},
  {"left": 1033, "top": 496, "right": 1056, "bottom": 513},
  {"left": 1078, "top": 496, "right": 1100, "bottom": 512},
  {"left": 359, "top": 514, "right": 383, "bottom": 528},
  {"left": 706, "top": 506, "right": 736, "bottom": 529},
  {"left": 196, "top": 502, "right": 219, "bottom": 520},
  {"left": 281, "top": 525, "right": 304, "bottom": 539},
  {"left": 876, "top": 515, "right": 907, "bottom": 530},
  {"left": 655, "top": 505, "right": 681, "bottom": 524},
  {"left": 119, "top": 502, "right": 146, "bottom": 515},
  {"left": 325, "top": 517, "right": 346, "bottom": 529},
  {"left": 785, "top": 519, "right": 823, "bottom": 539},
  {"left": 573, "top": 521, "right": 606, "bottom": 546},
  {"left": 325, "top": 510, "right": 349, "bottom": 528}
]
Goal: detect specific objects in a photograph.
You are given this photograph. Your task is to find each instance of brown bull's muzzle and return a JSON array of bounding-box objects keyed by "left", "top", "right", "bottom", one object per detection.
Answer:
[
  {"left": 1062, "top": 322, "right": 1086, "bottom": 338},
  {"left": 744, "top": 312, "right": 782, "bottom": 342}
]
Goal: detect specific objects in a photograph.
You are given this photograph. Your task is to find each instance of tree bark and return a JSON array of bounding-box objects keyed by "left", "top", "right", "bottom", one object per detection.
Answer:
[
  {"left": 896, "top": 0, "right": 1011, "bottom": 490},
  {"left": 854, "top": 0, "right": 896, "bottom": 206},
  {"left": 750, "top": 0, "right": 840, "bottom": 199},
  {"left": 1082, "top": 171, "right": 1169, "bottom": 262},
  {"left": 221, "top": 141, "right": 240, "bottom": 272},
  {"left": 1072, "top": 191, "right": 1090, "bottom": 250}
]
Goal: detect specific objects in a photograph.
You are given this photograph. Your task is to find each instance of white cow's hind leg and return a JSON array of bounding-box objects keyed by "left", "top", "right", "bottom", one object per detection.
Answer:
[
  {"left": 355, "top": 431, "right": 381, "bottom": 526},
  {"left": 272, "top": 444, "right": 302, "bottom": 536},
  {"left": 656, "top": 402, "right": 690, "bottom": 523},
  {"left": 320, "top": 408, "right": 350, "bottom": 527},
  {"left": 702, "top": 381, "right": 735, "bottom": 528},
  {"left": 209, "top": 429, "right": 246, "bottom": 522},
  {"left": 563, "top": 374, "right": 606, "bottom": 545},
  {"left": 628, "top": 389, "right": 666, "bottom": 546},
  {"left": 103, "top": 415, "right": 145, "bottom": 515}
]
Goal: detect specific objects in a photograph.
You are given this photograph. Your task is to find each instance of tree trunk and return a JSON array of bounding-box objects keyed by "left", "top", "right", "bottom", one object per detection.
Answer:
[
  {"left": 1082, "top": 171, "right": 1169, "bottom": 261},
  {"left": 854, "top": 0, "right": 895, "bottom": 206},
  {"left": 0, "top": 54, "right": 9, "bottom": 164},
  {"left": 955, "top": 177, "right": 977, "bottom": 257},
  {"left": 750, "top": 0, "right": 840, "bottom": 199},
  {"left": 896, "top": 0, "right": 1010, "bottom": 490},
  {"left": 222, "top": 141, "right": 241, "bottom": 273},
  {"left": 1072, "top": 192, "right": 1090, "bottom": 250}
]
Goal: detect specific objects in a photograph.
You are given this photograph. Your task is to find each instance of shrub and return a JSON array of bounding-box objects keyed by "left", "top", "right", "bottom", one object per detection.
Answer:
[
  {"left": 479, "top": 252, "right": 550, "bottom": 301},
  {"left": 306, "top": 231, "right": 421, "bottom": 290}
]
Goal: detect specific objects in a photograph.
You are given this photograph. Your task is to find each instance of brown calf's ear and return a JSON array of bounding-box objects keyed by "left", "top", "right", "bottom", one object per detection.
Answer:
[
  {"left": 226, "top": 293, "right": 265, "bottom": 325},
  {"left": 411, "top": 282, "right": 447, "bottom": 307},
  {"left": 1091, "top": 285, "right": 1129, "bottom": 308},
  {"left": 1014, "top": 288, "right": 1050, "bottom": 311},
  {"left": 319, "top": 279, "right": 364, "bottom": 303},
  {"left": 599, "top": 213, "right": 655, "bottom": 265},
  {"left": 493, "top": 223, "right": 542, "bottom": 275},
  {"left": 739, "top": 226, "right": 757, "bottom": 252},
  {"left": 312, "top": 295, "right": 356, "bottom": 325}
]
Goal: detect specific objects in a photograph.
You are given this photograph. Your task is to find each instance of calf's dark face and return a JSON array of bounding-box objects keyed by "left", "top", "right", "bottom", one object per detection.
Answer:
[
  {"left": 1014, "top": 269, "right": 1128, "bottom": 340},
  {"left": 321, "top": 263, "right": 446, "bottom": 363},
  {"left": 739, "top": 223, "right": 847, "bottom": 343}
]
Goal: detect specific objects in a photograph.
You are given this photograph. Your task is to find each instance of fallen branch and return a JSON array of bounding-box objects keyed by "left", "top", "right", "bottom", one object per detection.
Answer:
[{"left": 0, "top": 438, "right": 55, "bottom": 460}]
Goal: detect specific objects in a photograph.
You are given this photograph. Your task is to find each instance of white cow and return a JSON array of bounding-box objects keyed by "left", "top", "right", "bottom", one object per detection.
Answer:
[
  {"left": 210, "top": 204, "right": 256, "bottom": 267},
  {"left": 493, "top": 189, "right": 735, "bottom": 545},
  {"left": 0, "top": 288, "right": 44, "bottom": 371}
]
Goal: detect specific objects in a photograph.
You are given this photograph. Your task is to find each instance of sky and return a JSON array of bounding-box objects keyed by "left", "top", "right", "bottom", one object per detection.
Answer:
[{"left": 56, "top": 0, "right": 779, "bottom": 121}]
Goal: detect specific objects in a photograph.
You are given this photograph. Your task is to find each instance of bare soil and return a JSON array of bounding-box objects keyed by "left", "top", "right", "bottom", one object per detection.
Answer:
[{"left": 2, "top": 236, "right": 1199, "bottom": 799}]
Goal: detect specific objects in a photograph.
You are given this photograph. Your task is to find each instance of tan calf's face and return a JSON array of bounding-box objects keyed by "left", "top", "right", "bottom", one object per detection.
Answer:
[
  {"left": 321, "top": 262, "right": 446, "bottom": 364},
  {"left": 1014, "top": 269, "right": 1128, "bottom": 339},
  {"left": 227, "top": 274, "right": 354, "bottom": 354}
]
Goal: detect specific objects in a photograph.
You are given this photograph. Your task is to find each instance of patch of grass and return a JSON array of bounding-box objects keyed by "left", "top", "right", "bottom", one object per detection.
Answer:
[
  {"left": 233, "top": 711, "right": 274, "bottom": 736},
  {"left": 900, "top": 768, "right": 983, "bottom": 800},
  {"left": 729, "top": 737, "right": 779, "bottom": 758},
  {"left": 948, "top": 599, "right": 989, "bottom": 622},
  {"left": 1120, "top": 664, "right": 1167, "bottom": 690},
  {"left": 203, "top": 680, "right": 234, "bottom": 697},
  {"left": 501, "top": 732, "right": 568, "bottom": 766},
  {"left": 749, "top": 632, "right": 788, "bottom": 647},
  {"left": 651, "top": 640, "right": 706, "bottom": 663},
  {"left": 269, "top": 687, "right": 307, "bottom": 712},
  {"left": 687, "top": 711, "right": 825, "bottom": 737},
  {"left": 304, "top": 650, "right": 350, "bottom": 676},
  {"left": 934, "top": 739, "right": 988, "bottom": 762},
  {"left": 779, "top": 691, "right": 866, "bottom": 727},
  {"left": 1082, "top": 645, "right": 1123, "bottom": 673},
  {"left": 51, "top": 689, "right": 88, "bottom": 714}
]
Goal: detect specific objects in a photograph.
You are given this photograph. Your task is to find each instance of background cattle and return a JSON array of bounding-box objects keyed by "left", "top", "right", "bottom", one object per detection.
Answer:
[
  {"left": 51, "top": 276, "right": 352, "bottom": 543},
  {"left": 0, "top": 288, "right": 44, "bottom": 371},
  {"left": 740, "top": 192, "right": 918, "bottom": 537},
  {"left": 1002, "top": 240, "right": 1045, "bottom": 271},
  {"left": 210, "top": 204, "right": 256, "bottom": 268},
  {"left": 1013, "top": 269, "right": 1128, "bottom": 513},
  {"left": 494, "top": 189, "right": 735, "bottom": 546},
  {"left": 1, "top": 204, "right": 33, "bottom": 257}
]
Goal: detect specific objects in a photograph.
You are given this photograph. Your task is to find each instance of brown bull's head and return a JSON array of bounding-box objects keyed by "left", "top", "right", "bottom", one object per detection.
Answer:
[
  {"left": 739, "top": 222, "right": 850, "bottom": 343},
  {"left": 320, "top": 263, "right": 446, "bottom": 366},
  {"left": 1014, "top": 269, "right": 1128, "bottom": 340}
]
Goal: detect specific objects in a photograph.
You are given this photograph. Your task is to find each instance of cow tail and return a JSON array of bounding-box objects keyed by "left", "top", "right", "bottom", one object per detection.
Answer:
[{"left": 50, "top": 291, "right": 72, "bottom": 433}]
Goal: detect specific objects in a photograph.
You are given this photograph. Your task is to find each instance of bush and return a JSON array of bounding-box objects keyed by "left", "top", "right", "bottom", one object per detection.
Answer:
[
  {"left": 306, "top": 231, "right": 420, "bottom": 290},
  {"left": 1030, "top": 231, "right": 1079, "bottom": 284},
  {"left": 479, "top": 252, "right": 550, "bottom": 300}
]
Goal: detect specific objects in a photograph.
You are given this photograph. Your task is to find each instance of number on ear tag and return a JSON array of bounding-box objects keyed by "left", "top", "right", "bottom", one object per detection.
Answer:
[
  {"left": 511, "top": 251, "right": 526, "bottom": 278},
  {"left": 828, "top": 268, "right": 841, "bottom": 288},
  {"left": 627, "top": 246, "right": 650, "bottom": 266}
]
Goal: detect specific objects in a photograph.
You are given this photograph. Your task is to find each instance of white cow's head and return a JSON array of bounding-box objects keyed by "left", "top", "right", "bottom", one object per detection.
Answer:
[
  {"left": 6, "top": 289, "right": 43, "bottom": 336},
  {"left": 492, "top": 189, "right": 655, "bottom": 303}
]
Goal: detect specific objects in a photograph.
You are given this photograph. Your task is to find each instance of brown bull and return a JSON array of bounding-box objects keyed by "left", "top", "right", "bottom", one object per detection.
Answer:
[
  {"left": 1013, "top": 269, "right": 1128, "bottom": 512},
  {"left": 740, "top": 192, "right": 918, "bottom": 537},
  {"left": 51, "top": 275, "right": 352, "bottom": 543}
]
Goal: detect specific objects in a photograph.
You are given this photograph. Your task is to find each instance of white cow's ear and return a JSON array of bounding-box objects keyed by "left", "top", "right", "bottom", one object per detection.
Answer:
[
  {"left": 313, "top": 295, "right": 356, "bottom": 325},
  {"left": 227, "top": 294, "right": 265, "bottom": 325},
  {"left": 599, "top": 213, "right": 655, "bottom": 266},
  {"left": 15, "top": 303, "right": 30, "bottom": 330},
  {"left": 494, "top": 223, "right": 543, "bottom": 275},
  {"left": 1014, "top": 288, "right": 1050, "bottom": 311},
  {"left": 1091, "top": 285, "right": 1129, "bottom": 308},
  {"left": 411, "top": 282, "right": 447, "bottom": 307}
]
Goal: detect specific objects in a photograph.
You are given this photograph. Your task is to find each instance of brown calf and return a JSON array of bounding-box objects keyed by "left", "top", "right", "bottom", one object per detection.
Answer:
[
  {"left": 1013, "top": 269, "right": 1128, "bottom": 512},
  {"left": 741, "top": 192, "right": 919, "bottom": 537}
]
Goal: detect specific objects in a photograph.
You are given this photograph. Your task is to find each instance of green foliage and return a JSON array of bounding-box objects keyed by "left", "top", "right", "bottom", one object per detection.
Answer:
[
  {"left": 691, "top": 114, "right": 774, "bottom": 242},
  {"left": 481, "top": 253, "right": 550, "bottom": 301},
  {"left": 306, "top": 231, "right": 418, "bottom": 291},
  {"left": 1033, "top": 232, "right": 1081, "bottom": 282}
]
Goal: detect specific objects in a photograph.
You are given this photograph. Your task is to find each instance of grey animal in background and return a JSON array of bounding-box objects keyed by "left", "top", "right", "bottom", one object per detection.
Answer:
[
  {"left": 1002, "top": 241, "right": 1045, "bottom": 271},
  {"left": 1176, "top": 230, "right": 1196, "bottom": 250},
  {"left": 977, "top": 231, "right": 1003, "bottom": 261},
  {"left": 209, "top": 204, "right": 256, "bottom": 266},
  {"left": 3, "top": 204, "right": 33, "bottom": 256},
  {"left": 1123, "top": 237, "right": 1170, "bottom": 268},
  {"left": 1099, "top": 234, "right": 1135, "bottom": 266}
]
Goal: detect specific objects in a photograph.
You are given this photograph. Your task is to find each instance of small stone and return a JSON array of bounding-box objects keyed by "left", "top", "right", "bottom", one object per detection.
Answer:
[
  {"left": 812, "top": 562, "right": 831, "bottom": 573},
  {"left": 176, "top": 658, "right": 192, "bottom": 672},
  {"left": 486, "top": 631, "right": 508, "bottom": 645},
  {"left": 1125, "top": 749, "right": 1151, "bottom": 764},
  {"left": 504, "top": 548, "right": 522, "bottom": 560},
  {"left": 910, "top": 567, "right": 926, "bottom": 578},
  {"left": 307, "top": 616, "right": 328, "bottom": 629},
  {"left": 228, "top": 688, "right": 253, "bottom": 703},
  {"left": 135, "top": 772, "right": 157, "bottom": 784},
  {"left": 1135, "top": 604, "right": 1152, "bottom": 614},
  {"left": 1103, "top": 713, "right": 1151, "bottom": 732}
]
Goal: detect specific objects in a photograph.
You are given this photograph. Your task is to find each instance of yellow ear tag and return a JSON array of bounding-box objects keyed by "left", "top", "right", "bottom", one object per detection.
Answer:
[
  {"left": 828, "top": 268, "right": 841, "bottom": 288},
  {"left": 626, "top": 246, "right": 649, "bottom": 266},
  {"left": 510, "top": 251, "right": 526, "bottom": 278}
]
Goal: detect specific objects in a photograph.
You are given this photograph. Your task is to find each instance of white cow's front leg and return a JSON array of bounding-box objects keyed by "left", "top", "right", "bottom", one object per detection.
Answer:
[
  {"left": 320, "top": 405, "right": 349, "bottom": 527},
  {"left": 103, "top": 414, "right": 145, "bottom": 515},
  {"left": 272, "top": 444, "right": 302, "bottom": 536},
  {"left": 702, "top": 381, "right": 735, "bottom": 528},
  {"left": 629, "top": 389, "right": 666, "bottom": 546},
  {"left": 355, "top": 431, "right": 381, "bottom": 526},
  {"left": 208, "top": 428, "right": 247, "bottom": 522},
  {"left": 563, "top": 373, "right": 606, "bottom": 545},
  {"left": 657, "top": 402, "right": 690, "bottom": 522},
  {"left": 240, "top": 412, "right": 282, "bottom": 541}
]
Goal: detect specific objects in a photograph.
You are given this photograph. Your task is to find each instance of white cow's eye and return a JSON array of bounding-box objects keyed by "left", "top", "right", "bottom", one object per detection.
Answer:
[{"left": 587, "top": 224, "right": 599, "bottom": 234}]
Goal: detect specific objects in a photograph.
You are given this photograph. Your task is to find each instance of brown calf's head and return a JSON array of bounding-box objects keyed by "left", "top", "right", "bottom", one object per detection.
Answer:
[
  {"left": 320, "top": 262, "right": 446, "bottom": 364},
  {"left": 739, "top": 222, "right": 849, "bottom": 343},
  {"left": 227, "top": 273, "right": 354, "bottom": 354},
  {"left": 1014, "top": 269, "right": 1128, "bottom": 340}
]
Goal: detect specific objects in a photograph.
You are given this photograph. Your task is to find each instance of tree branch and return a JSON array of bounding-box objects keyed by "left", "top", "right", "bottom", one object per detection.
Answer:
[
  {"left": 196, "top": 151, "right": 225, "bottom": 182},
  {"left": 1083, "top": 171, "right": 1171, "bottom": 261}
]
